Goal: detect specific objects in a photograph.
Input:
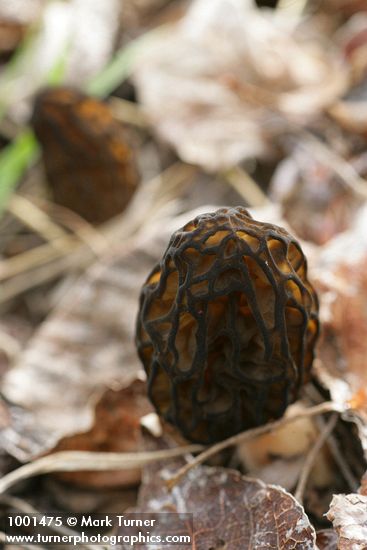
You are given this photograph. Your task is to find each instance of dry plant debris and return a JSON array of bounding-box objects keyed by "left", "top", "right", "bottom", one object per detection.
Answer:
[
  {"left": 133, "top": 0, "right": 348, "bottom": 170},
  {"left": 1, "top": 0, "right": 367, "bottom": 546},
  {"left": 137, "top": 206, "right": 319, "bottom": 443}
]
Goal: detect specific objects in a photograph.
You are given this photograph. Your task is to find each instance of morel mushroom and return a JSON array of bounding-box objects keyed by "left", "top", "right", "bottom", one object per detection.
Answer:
[
  {"left": 136, "top": 207, "right": 319, "bottom": 443},
  {"left": 31, "top": 87, "right": 139, "bottom": 224}
]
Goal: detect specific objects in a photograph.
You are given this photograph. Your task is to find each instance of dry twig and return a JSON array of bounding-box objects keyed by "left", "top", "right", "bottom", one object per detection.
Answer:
[
  {"left": 0, "top": 162, "right": 197, "bottom": 304},
  {"left": 324, "top": 427, "right": 359, "bottom": 492},
  {"left": 224, "top": 166, "right": 270, "bottom": 207},
  {"left": 167, "top": 401, "right": 344, "bottom": 489},
  {"left": 0, "top": 445, "right": 204, "bottom": 494},
  {"left": 304, "top": 384, "right": 359, "bottom": 492},
  {"left": 294, "top": 412, "right": 338, "bottom": 503},
  {"left": 109, "top": 97, "right": 148, "bottom": 128},
  {"left": 0, "top": 329, "right": 22, "bottom": 359},
  {"left": 7, "top": 194, "right": 68, "bottom": 245},
  {"left": 297, "top": 132, "right": 367, "bottom": 200}
]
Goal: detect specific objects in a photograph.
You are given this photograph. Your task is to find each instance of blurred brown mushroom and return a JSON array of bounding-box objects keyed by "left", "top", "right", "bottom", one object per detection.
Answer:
[{"left": 31, "top": 86, "right": 139, "bottom": 224}]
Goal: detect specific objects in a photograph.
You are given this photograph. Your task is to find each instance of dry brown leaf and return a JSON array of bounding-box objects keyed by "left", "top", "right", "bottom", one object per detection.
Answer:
[
  {"left": 270, "top": 147, "right": 360, "bottom": 245},
  {"left": 133, "top": 0, "right": 348, "bottom": 170},
  {"left": 327, "top": 493, "right": 367, "bottom": 549},
  {"left": 132, "top": 462, "right": 316, "bottom": 550},
  {"left": 52, "top": 379, "right": 152, "bottom": 488},
  {"left": 316, "top": 529, "right": 338, "bottom": 550}
]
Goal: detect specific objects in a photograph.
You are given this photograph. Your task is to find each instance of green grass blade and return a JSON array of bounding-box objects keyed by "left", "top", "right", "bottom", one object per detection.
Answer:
[
  {"left": 86, "top": 39, "right": 141, "bottom": 98},
  {"left": 0, "top": 130, "right": 39, "bottom": 213},
  {"left": 87, "top": 28, "right": 161, "bottom": 98}
]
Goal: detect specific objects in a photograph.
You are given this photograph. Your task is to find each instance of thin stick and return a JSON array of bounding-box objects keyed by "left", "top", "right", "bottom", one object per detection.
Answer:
[
  {"left": 0, "top": 328, "right": 21, "bottom": 359},
  {"left": 7, "top": 194, "right": 68, "bottom": 245},
  {"left": 29, "top": 196, "right": 109, "bottom": 256},
  {"left": 297, "top": 132, "right": 367, "bottom": 199},
  {"left": 277, "top": 0, "right": 308, "bottom": 14},
  {"left": 0, "top": 234, "right": 78, "bottom": 281},
  {"left": 109, "top": 97, "right": 148, "bottom": 128},
  {"left": 294, "top": 413, "right": 338, "bottom": 503},
  {"left": 318, "top": 417, "right": 359, "bottom": 492},
  {"left": 0, "top": 198, "right": 109, "bottom": 281},
  {"left": 303, "top": 383, "right": 359, "bottom": 492},
  {"left": 0, "top": 247, "right": 95, "bottom": 303},
  {"left": 0, "top": 445, "right": 204, "bottom": 494},
  {"left": 0, "top": 163, "right": 196, "bottom": 304},
  {"left": 224, "top": 167, "right": 270, "bottom": 207},
  {"left": 229, "top": 77, "right": 367, "bottom": 200},
  {"left": 167, "top": 401, "right": 343, "bottom": 490}
]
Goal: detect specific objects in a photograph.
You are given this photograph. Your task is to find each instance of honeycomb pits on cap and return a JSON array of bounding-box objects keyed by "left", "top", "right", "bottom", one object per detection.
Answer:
[{"left": 136, "top": 207, "right": 319, "bottom": 444}]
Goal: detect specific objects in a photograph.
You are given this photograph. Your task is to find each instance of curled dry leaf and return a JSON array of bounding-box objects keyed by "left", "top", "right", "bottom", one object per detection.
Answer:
[
  {"left": 270, "top": 147, "right": 360, "bottom": 245},
  {"left": 52, "top": 380, "right": 152, "bottom": 488},
  {"left": 132, "top": 462, "right": 316, "bottom": 550},
  {"left": 327, "top": 493, "right": 367, "bottom": 550},
  {"left": 310, "top": 203, "right": 367, "bottom": 456},
  {"left": 133, "top": 0, "right": 348, "bottom": 170}
]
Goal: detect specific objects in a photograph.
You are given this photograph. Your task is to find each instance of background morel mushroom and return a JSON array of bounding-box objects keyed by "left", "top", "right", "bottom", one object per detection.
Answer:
[
  {"left": 31, "top": 86, "right": 139, "bottom": 224},
  {"left": 136, "top": 207, "right": 319, "bottom": 443}
]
